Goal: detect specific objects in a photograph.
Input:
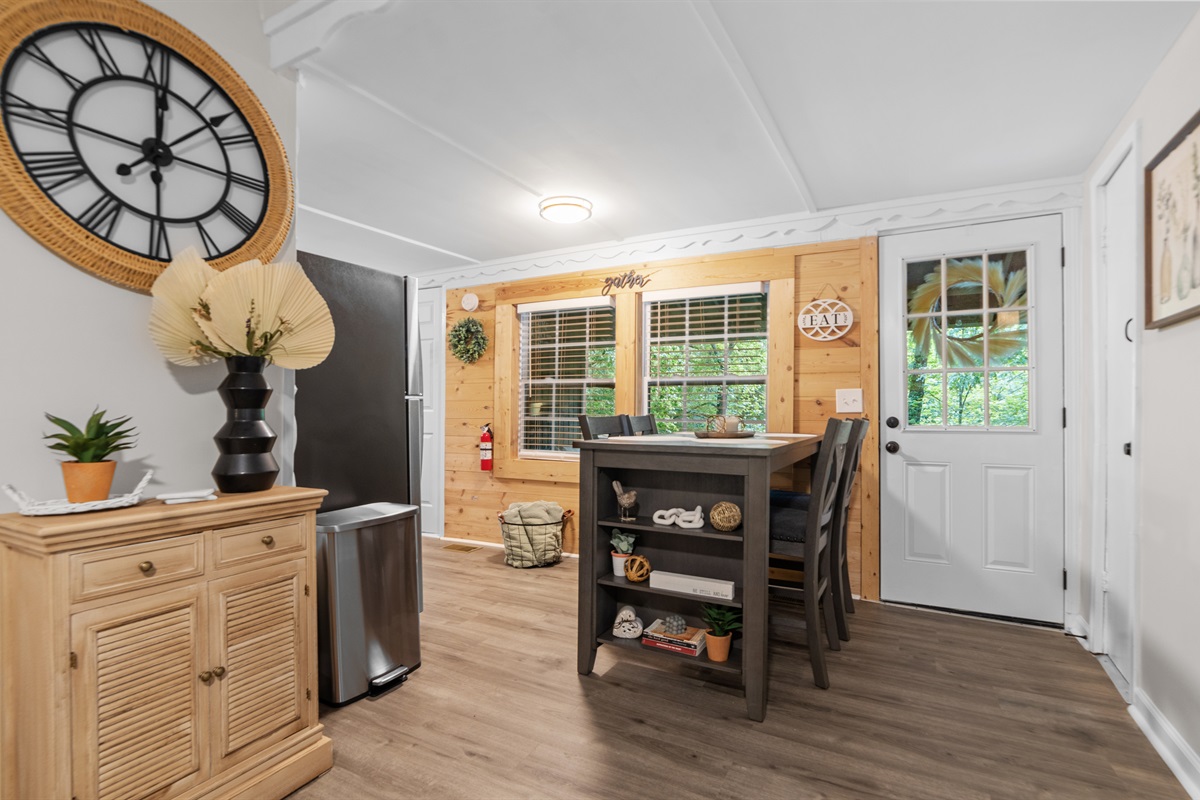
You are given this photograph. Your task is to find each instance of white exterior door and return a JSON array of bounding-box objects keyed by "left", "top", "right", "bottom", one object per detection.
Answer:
[{"left": 880, "top": 216, "right": 1065, "bottom": 623}]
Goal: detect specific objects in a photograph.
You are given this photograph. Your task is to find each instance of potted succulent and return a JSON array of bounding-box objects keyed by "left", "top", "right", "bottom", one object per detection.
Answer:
[
  {"left": 700, "top": 604, "right": 742, "bottom": 663},
  {"left": 610, "top": 529, "right": 638, "bottom": 579},
  {"left": 43, "top": 409, "right": 137, "bottom": 503}
]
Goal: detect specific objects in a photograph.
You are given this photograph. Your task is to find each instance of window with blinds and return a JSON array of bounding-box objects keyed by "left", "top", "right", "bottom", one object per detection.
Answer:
[
  {"left": 519, "top": 304, "right": 616, "bottom": 456},
  {"left": 644, "top": 288, "right": 769, "bottom": 432}
]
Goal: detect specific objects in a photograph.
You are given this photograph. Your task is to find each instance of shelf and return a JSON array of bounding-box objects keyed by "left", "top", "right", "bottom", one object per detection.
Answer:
[
  {"left": 596, "top": 574, "right": 742, "bottom": 607},
  {"left": 596, "top": 516, "right": 743, "bottom": 541},
  {"left": 597, "top": 632, "right": 742, "bottom": 674}
]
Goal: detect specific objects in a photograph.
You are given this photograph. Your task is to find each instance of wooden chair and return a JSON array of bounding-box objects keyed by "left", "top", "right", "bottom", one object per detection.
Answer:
[
  {"left": 767, "top": 417, "right": 850, "bottom": 689},
  {"left": 577, "top": 415, "right": 625, "bottom": 440},
  {"left": 620, "top": 414, "right": 658, "bottom": 435},
  {"left": 769, "top": 418, "right": 869, "bottom": 643}
]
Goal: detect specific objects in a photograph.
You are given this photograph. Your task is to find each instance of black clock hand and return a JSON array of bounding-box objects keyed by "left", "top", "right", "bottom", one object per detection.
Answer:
[{"left": 116, "top": 112, "right": 232, "bottom": 174}]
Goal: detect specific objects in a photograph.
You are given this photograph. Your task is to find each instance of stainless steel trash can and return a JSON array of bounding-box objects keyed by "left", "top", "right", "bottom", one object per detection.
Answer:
[{"left": 315, "top": 502, "right": 421, "bottom": 705}]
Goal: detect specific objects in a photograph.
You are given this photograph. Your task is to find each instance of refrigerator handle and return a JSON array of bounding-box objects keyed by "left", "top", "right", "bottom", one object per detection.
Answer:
[
  {"left": 406, "top": 276, "right": 423, "bottom": 397},
  {"left": 407, "top": 397, "right": 424, "bottom": 611}
]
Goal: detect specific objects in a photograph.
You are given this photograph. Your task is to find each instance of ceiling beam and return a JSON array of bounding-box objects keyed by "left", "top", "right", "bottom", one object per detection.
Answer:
[
  {"left": 299, "top": 204, "right": 481, "bottom": 264},
  {"left": 264, "top": 0, "right": 390, "bottom": 71},
  {"left": 690, "top": 0, "right": 817, "bottom": 213}
]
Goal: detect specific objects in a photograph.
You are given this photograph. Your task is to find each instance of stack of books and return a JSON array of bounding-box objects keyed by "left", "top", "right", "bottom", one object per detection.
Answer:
[{"left": 640, "top": 618, "right": 707, "bottom": 657}]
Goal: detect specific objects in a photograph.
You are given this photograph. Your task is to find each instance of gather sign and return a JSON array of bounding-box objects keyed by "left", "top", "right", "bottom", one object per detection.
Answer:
[{"left": 798, "top": 298, "right": 854, "bottom": 341}]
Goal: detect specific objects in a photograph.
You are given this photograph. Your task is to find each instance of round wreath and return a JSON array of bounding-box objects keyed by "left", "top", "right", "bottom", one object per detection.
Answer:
[{"left": 449, "top": 317, "right": 489, "bottom": 364}]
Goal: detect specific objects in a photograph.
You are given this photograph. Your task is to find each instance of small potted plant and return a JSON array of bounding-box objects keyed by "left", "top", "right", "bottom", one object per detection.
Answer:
[
  {"left": 700, "top": 604, "right": 742, "bottom": 663},
  {"left": 43, "top": 409, "right": 137, "bottom": 503},
  {"left": 610, "top": 529, "right": 638, "bottom": 579}
]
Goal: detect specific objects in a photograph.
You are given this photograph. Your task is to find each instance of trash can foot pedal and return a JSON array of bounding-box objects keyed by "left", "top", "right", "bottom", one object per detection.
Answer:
[{"left": 369, "top": 665, "right": 410, "bottom": 695}]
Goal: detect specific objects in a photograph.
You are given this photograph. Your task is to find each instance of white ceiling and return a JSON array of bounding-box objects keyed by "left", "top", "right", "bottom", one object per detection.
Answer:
[{"left": 288, "top": 1, "right": 1197, "bottom": 275}]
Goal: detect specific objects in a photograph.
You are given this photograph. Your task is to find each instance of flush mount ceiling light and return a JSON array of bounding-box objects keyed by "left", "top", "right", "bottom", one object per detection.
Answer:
[{"left": 538, "top": 196, "right": 592, "bottom": 224}]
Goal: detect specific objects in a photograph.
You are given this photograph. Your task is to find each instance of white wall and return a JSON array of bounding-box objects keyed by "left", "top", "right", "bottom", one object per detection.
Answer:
[
  {"left": 0, "top": 1, "right": 297, "bottom": 509},
  {"left": 1085, "top": 12, "right": 1200, "bottom": 795}
]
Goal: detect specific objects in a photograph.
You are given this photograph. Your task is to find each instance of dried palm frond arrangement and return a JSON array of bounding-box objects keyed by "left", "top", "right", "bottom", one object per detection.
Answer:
[
  {"left": 149, "top": 248, "right": 335, "bottom": 369},
  {"left": 908, "top": 259, "right": 1028, "bottom": 368}
]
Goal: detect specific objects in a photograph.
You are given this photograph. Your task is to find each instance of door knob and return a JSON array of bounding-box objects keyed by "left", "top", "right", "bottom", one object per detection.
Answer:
[
  {"left": 199, "top": 671, "right": 213, "bottom": 683},
  {"left": 885, "top": 441, "right": 900, "bottom": 454},
  {"left": 886, "top": 417, "right": 899, "bottom": 429},
  {"left": 212, "top": 666, "right": 226, "bottom": 678}
]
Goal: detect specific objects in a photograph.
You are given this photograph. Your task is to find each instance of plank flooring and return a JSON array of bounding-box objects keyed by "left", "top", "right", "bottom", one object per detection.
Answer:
[{"left": 288, "top": 543, "right": 1184, "bottom": 800}]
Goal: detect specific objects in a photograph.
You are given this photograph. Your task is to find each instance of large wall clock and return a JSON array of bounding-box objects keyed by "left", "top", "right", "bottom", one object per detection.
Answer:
[{"left": 0, "top": 0, "right": 293, "bottom": 292}]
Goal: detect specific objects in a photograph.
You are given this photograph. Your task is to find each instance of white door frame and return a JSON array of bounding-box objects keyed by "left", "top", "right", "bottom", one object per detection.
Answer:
[
  {"left": 417, "top": 285, "right": 447, "bottom": 538},
  {"left": 874, "top": 206, "right": 1084, "bottom": 629},
  {"left": 1086, "top": 123, "right": 1142, "bottom": 691}
]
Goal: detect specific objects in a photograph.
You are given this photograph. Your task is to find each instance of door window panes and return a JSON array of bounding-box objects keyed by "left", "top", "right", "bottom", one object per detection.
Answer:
[{"left": 902, "top": 249, "right": 1033, "bottom": 429}]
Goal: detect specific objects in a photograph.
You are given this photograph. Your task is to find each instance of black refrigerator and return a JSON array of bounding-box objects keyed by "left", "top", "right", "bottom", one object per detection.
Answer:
[{"left": 294, "top": 251, "right": 423, "bottom": 704}]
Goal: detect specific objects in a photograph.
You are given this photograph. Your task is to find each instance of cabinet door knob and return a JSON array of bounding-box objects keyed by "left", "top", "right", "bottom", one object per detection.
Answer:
[
  {"left": 212, "top": 666, "right": 226, "bottom": 678},
  {"left": 138, "top": 561, "right": 154, "bottom": 573},
  {"left": 261, "top": 535, "right": 274, "bottom": 547},
  {"left": 198, "top": 671, "right": 213, "bottom": 683}
]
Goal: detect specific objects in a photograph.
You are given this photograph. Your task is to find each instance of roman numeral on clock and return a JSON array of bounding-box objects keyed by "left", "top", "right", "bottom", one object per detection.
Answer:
[
  {"left": 218, "top": 200, "right": 256, "bottom": 234},
  {"left": 220, "top": 133, "right": 255, "bottom": 147},
  {"left": 196, "top": 220, "right": 219, "bottom": 258},
  {"left": 149, "top": 218, "right": 171, "bottom": 260},
  {"left": 23, "top": 44, "right": 83, "bottom": 89},
  {"left": 3, "top": 92, "right": 70, "bottom": 131},
  {"left": 142, "top": 41, "right": 170, "bottom": 87},
  {"left": 78, "top": 194, "right": 122, "bottom": 238},
  {"left": 24, "top": 151, "right": 86, "bottom": 191},
  {"left": 228, "top": 171, "right": 266, "bottom": 193},
  {"left": 77, "top": 29, "right": 122, "bottom": 77}
]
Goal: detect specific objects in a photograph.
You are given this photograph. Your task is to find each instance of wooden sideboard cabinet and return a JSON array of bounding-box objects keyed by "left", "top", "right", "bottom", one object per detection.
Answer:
[{"left": 0, "top": 487, "right": 333, "bottom": 800}]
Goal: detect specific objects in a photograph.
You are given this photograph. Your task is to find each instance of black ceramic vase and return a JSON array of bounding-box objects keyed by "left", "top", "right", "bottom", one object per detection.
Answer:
[{"left": 213, "top": 356, "right": 279, "bottom": 493}]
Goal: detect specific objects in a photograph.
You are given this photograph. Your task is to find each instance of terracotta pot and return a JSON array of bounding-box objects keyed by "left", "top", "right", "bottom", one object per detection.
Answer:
[
  {"left": 611, "top": 551, "right": 631, "bottom": 580},
  {"left": 61, "top": 460, "right": 117, "bottom": 503},
  {"left": 705, "top": 631, "right": 732, "bottom": 663}
]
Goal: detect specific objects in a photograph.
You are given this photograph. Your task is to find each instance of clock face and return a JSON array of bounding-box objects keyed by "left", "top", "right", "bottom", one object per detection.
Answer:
[{"left": 1, "top": 22, "right": 269, "bottom": 262}]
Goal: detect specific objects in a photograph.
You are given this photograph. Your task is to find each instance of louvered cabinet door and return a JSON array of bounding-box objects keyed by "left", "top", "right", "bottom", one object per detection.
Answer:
[
  {"left": 209, "top": 559, "right": 310, "bottom": 775},
  {"left": 70, "top": 585, "right": 209, "bottom": 800}
]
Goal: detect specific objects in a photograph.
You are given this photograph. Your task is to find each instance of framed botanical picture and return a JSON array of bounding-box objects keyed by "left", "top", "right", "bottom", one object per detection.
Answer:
[{"left": 1146, "top": 106, "right": 1200, "bottom": 328}]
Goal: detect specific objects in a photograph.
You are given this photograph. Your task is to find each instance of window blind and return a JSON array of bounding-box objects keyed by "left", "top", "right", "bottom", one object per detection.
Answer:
[
  {"left": 643, "top": 290, "right": 768, "bottom": 432},
  {"left": 519, "top": 304, "right": 617, "bottom": 456}
]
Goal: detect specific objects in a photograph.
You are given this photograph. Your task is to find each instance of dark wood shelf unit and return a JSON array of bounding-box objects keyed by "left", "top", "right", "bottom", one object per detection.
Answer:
[
  {"left": 596, "top": 632, "right": 743, "bottom": 675},
  {"left": 577, "top": 433, "right": 823, "bottom": 721}
]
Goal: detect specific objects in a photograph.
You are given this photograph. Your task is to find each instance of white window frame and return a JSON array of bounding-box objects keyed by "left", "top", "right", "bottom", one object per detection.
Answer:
[{"left": 516, "top": 295, "right": 616, "bottom": 460}]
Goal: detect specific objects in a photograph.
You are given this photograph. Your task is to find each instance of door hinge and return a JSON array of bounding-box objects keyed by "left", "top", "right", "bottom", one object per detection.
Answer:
[
  {"left": 1124, "top": 442, "right": 1132, "bottom": 456},
  {"left": 1063, "top": 569, "right": 1068, "bottom": 591},
  {"left": 306, "top": 689, "right": 312, "bottom": 701},
  {"left": 1062, "top": 407, "right": 1067, "bottom": 428},
  {"left": 1061, "top": 246, "right": 1066, "bottom": 267},
  {"left": 304, "top": 584, "right": 310, "bottom": 597},
  {"left": 70, "top": 651, "right": 77, "bottom": 669}
]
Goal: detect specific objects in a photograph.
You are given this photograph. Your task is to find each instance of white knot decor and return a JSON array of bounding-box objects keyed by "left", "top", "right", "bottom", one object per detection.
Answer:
[
  {"left": 612, "top": 604, "right": 644, "bottom": 638},
  {"left": 651, "top": 506, "right": 705, "bottom": 529}
]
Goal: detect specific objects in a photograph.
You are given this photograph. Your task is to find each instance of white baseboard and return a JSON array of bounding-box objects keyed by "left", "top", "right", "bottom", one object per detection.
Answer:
[
  {"left": 1064, "top": 612, "right": 1090, "bottom": 643},
  {"left": 1130, "top": 688, "right": 1200, "bottom": 799}
]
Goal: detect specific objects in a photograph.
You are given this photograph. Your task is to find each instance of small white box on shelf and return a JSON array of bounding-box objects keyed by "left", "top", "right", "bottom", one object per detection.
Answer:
[{"left": 648, "top": 570, "right": 736, "bottom": 600}]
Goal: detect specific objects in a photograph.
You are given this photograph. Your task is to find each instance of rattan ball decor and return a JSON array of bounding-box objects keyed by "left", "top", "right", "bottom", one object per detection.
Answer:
[
  {"left": 623, "top": 554, "right": 652, "bottom": 583},
  {"left": 709, "top": 501, "right": 742, "bottom": 532}
]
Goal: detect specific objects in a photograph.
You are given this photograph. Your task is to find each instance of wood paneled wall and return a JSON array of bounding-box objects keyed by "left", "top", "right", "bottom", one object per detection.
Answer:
[{"left": 444, "top": 238, "right": 880, "bottom": 599}]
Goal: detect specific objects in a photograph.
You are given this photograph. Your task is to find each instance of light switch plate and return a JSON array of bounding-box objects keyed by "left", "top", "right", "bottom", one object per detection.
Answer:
[{"left": 836, "top": 389, "right": 864, "bottom": 413}]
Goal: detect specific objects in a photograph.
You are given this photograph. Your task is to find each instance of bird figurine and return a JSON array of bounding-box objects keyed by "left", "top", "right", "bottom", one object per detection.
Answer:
[{"left": 613, "top": 481, "right": 638, "bottom": 521}]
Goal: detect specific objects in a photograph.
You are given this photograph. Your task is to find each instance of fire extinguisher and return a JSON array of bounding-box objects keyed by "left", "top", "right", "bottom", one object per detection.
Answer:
[{"left": 480, "top": 423, "right": 493, "bottom": 471}]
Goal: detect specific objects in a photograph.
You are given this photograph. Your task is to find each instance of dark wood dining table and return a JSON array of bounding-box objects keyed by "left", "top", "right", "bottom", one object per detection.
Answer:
[{"left": 576, "top": 432, "right": 823, "bottom": 721}]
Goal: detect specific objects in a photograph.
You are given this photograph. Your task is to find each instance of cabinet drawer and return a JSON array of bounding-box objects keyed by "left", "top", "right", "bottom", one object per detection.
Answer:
[
  {"left": 70, "top": 534, "right": 205, "bottom": 603},
  {"left": 212, "top": 517, "right": 305, "bottom": 569}
]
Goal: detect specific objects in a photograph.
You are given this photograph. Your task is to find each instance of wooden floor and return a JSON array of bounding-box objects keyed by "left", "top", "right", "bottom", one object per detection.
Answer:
[{"left": 289, "top": 543, "right": 1183, "bottom": 800}]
